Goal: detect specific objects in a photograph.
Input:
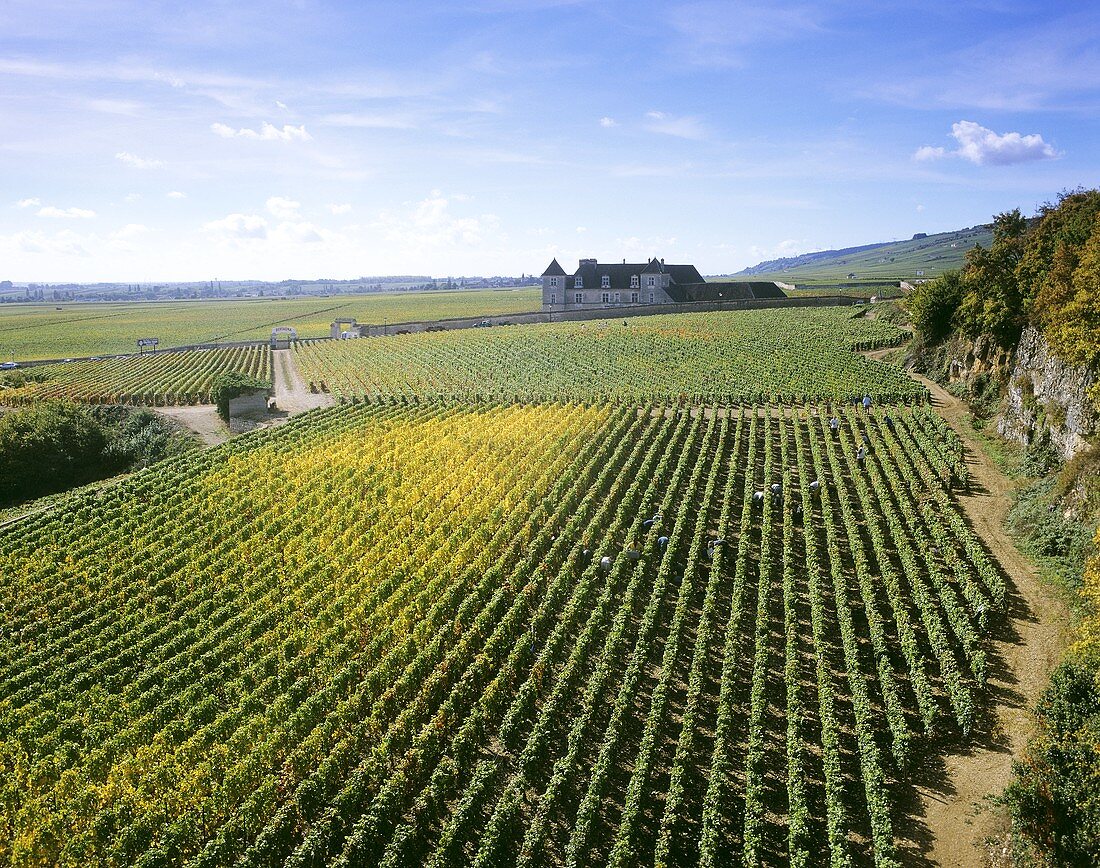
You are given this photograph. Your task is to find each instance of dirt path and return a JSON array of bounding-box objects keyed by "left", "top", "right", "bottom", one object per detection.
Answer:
[
  {"left": 868, "top": 353, "right": 1074, "bottom": 866},
  {"left": 152, "top": 405, "right": 231, "bottom": 446},
  {"left": 273, "top": 348, "right": 334, "bottom": 414}
]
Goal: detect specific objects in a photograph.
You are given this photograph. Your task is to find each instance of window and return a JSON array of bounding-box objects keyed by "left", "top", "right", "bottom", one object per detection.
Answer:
[
  {"left": 601, "top": 275, "right": 610, "bottom": 289},
  {"left": 630, "top": 275, "right": 639, "bottom": 288},
  {"left": 550, "top": 276, "right": 558, "bottom": 287},
  {"left": 614, "top": 292, "right": 621, "bottom": 303},
  {"left": 631, "top": 292, "right": 639, "bottom": 303},
  {"left": 574, "top": 276, "right": 583, "bottom": 289},
  {"left": 647, "top": 275, "right": 655, "bottom": 287},
  {"left": 574, "top": 292, "right": 583, "bottom": 304},
  {"left": 649, "top": 293, "right": 655, "bottom": 303},
  {"left": 550, "top": 294, "right": 555, "bottom": 304},
  {"left": 601, "top": 292, "right": 610, "bottom": 304}
]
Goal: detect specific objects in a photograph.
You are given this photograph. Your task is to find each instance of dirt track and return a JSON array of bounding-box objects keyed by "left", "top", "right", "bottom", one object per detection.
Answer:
[
  {"left": 273, "top": 348, "right": 334, "bottom": 414},
  {"left": 874, "top": 357, "right": 1074, "bottom": 867}
]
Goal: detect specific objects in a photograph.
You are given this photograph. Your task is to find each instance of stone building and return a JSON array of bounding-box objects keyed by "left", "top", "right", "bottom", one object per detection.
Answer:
[{"left": 541, "top": 257, "right": 785, "bottom": 311}]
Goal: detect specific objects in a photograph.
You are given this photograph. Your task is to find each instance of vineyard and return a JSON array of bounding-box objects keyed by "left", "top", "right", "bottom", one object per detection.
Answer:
[
  {"left": 0, "top": 290, "right": 540, "bottom": 361},
  {"left": 0, "top": 397, "right": 1003, "bottom": 867},
  {"left": 295, "top": 308, "right": 918, "bottom": 404},
  {"left": 0, "top": 346, "right": 270, "bottom": 406}
]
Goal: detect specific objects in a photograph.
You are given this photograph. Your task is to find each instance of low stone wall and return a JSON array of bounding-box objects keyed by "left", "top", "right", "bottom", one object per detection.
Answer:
[{"left": 354, "top": 295, "right": 863, "bottom": 337}]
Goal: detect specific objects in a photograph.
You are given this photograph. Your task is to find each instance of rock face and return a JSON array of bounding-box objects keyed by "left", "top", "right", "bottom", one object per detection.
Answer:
[{"left": 998, "top": 326, "right": 1098, "bottom": 459}]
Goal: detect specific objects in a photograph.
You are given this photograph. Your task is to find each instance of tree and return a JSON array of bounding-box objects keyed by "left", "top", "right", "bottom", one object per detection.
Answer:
[
  {"left": 955, "top": 209, "right": 1029, "bottom": 347},
  {"left": 0, "top": 402, "right": 107, "bottom": 503},
  {"left": 906, "top": 271, "right": 965, "bottom": 344}
]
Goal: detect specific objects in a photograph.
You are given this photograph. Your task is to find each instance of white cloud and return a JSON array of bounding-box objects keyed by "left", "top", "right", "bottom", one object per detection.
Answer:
[
  {"left": 916, "top": 204, "right": 925, "bottom": 213},
  {"left": 16, "top": 197, "right": 40, "bottom": 208},
  {"left": 276, "top": 100, "right": 289, "bottom": 111},
  {"left": 37, "top": 205, "right": 96, "bottom": 219},
  {"left": 266, "top": 196, "right": 301, "bottom": 220},
  {"left": 112, "top": 223, "right": 149, "bottom": 239},
  {"left": 914, "top": 120, "right": 1059, "bottom": 166},
  {"left": 644, "top": 111, "right": 707, "bottom": 140},
  {"left": 914, "top": 146, "right": 946, "bottom": 162},
  {"left": 1, "top": 229, "right": 91, "bottom": 258},
  {"left": 211, "top": 121, "right": 312, "bottom": 141},
  {"left": 203, "top": 213, "right": 268, "bottom": 240},
  {"left": 124, "top": 193, "right": 143, "bottom": 203},
  {"left": 275, "top": 222, "right": 326, "bottom": 244},
  {"left": 372, "top": 192, "right": 500, "bottom": 250},
  {"left": 166, "top": 190, "right": 187, "bottom": 199},
  {"left": 599, "top": 117, "right": 617, "bottom": 128},
  {"left": 328, "top": 203, "right": 352, "bottom": 214},
  {"left": 115, "top": 151, "right": 165, "bottom": 169},
  {"left": 576, "top": 226, "right": 588, "bottom": 233}
]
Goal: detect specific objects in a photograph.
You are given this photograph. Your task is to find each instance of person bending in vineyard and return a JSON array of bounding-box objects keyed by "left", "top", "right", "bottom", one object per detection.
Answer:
[{"left": 856, "top": 446, "right": 867, "bottom": 469}]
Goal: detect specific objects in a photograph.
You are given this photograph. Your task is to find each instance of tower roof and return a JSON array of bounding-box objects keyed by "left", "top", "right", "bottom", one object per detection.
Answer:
[{"left": 541, "top": 258, "right": 567, "bottom": 277}]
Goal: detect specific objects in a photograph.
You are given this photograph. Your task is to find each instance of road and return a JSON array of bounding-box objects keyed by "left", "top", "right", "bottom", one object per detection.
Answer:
[{"left": 272, "top": 348, "right": 334, "bottom": 415}]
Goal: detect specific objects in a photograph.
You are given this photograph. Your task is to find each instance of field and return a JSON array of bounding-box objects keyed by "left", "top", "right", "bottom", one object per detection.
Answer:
[
  {"left": 0, "top": 289, "right": 541, "bottom": 361},
  {"left": 0, "top": 302, "right": 1014, "bottom": 867},
  {"left": 0, "top": 346, "right": 270, "bottom": 406},
  {"left": 296, "top": 308, "right": 918, "bottom": 404}
]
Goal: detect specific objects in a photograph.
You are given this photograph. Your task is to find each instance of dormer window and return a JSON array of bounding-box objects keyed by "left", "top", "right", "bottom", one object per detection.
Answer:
[
  {"left": 574, "top": 276, "right": 583, "bottom": 289},
  {"left": 647, "top": 276, "right": 656, "bottom": 287},
  {"left": 601, "top": 275, "right": 610, "bottom": 289},
  {"left": 630, "top": 275, "right": 639, "bottom": 289},
  {"left": 550, "top": 276, "right": 559, "bottom": 287}
]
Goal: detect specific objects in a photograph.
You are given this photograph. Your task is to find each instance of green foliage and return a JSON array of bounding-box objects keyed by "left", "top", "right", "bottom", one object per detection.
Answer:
[
  {"left": 0, "top": 402, "right": 107, "bottom": 503},
  {"left": 1007, "top": 478, "right": 1092, "bottom": 587},
  {"left": 955, "top": 209, "right": 1029, "bottom": 348},
  {"left": 906, "top": 271, "right": 965, "bottom": 343},
  {"left": 211, "top": 371, "right": 271, "bottom": 421},
  {"left": 1004, "top": 659, "right": 1100, "bottom": 867}
]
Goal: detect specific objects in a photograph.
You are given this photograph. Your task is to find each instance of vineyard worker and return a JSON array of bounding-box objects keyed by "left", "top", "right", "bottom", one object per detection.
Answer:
[
  {"left": 657, "top": 535, "right": 669, "bottom": 551},
  {"left": 600, "top": 555, "right": 613, "bottom": 572},
  {"left": 626, "top": 546, "right": 641, "bottom": 561},
  {"left": 809, "top": 479, "right": 821, "bottom": 499},
  {"left": 793, "top": 503, "right": 804, "bottom": 523},
  {"left": 752, "top": 490, "right": 765, "bottom": 507},
  {"left": 706, "top": 538, "right": 726, "bottom": 559},
  {"left": 862, "top": 394, "right": 872, "bottom": 411},
  {"left": 856, "top": 445, "right": 867, "bottom": 469},
  {"left": 884, "top": 413, "right": 895, "bottom": 432},
  {"left": 642, "top": 512, "right": 662, "bottom": 530},
  {"left": 829, "top": 416, "right": 840, "bottom": 436}
]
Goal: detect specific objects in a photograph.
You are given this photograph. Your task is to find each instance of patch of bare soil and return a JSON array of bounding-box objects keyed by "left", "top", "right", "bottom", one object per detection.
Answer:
[
  {"left": 152, "top": 405, "right": 230, "bottom": 447},
  {"left": 868, "top": 352, "right": 1074, "bottom": 867}
]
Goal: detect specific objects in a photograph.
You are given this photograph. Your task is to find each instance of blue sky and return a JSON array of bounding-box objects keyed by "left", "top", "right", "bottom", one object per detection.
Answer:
[{"left": 2, "top": 0, "right": 1098, "bottom": 282}]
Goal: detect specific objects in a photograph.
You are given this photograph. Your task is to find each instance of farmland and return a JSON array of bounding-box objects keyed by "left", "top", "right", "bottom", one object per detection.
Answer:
[
  {"left": 0, "top": 393, "right": 1002, "bottom": 867},
  {"left": 0, "top": 289, "right": 541, "bottom": 361},
  {"left": 0, "top": 346, "right": 270, "bottom": 406},
  {"left": 296, "top": 307, "right": 918, "bottom": 404}
]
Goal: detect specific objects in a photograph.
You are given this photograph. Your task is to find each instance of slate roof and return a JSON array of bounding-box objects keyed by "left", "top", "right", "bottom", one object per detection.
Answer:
[
  {"left": 541, "top": 258, "right": 567, "bottom": 277},
  {"left": 549, "top": 257, "right": 705, "bottom": 291}
]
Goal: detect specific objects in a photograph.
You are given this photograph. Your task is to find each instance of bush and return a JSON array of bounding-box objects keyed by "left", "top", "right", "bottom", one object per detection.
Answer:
[
  {"left": 211, "top": 372, "right": 270, "bottom": 421},
  {"left": 1004, "top": 659, "right": 1100, "bottom": 866},
  {"left": 0, "top": 402, "right": 108, "bottom": 503}
]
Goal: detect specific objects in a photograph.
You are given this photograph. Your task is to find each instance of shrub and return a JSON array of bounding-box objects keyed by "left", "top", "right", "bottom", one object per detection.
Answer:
[
  {"left": 211, "top": 372, "right": 271, "bottom": 421},
  {"left": 0, "top": 402, "right": 108, "bottom": 503}
]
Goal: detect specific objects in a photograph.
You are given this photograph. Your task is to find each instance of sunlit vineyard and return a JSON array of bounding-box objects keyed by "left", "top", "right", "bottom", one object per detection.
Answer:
[
  {"left": 295, "top": 308, "right": 919, "bottom": 404},
  {"left": 0, "top": 345, "right": 270, "bottom": 406},
  {"left": 0, "top": 398, "right": 1002, "bottom": 866},
  {"left": 0, "top": 290, "right": 540, "bottom": 361}
]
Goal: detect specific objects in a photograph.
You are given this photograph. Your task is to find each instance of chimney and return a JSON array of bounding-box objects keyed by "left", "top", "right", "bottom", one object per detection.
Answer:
[{"left": 661, "top": 258, "right": 665, "bottom": 266}]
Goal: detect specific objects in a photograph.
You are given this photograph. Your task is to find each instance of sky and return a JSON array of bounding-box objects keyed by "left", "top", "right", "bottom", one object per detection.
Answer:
[{"left": 1, "top": 0, "right": 1098, "bottom": 282}]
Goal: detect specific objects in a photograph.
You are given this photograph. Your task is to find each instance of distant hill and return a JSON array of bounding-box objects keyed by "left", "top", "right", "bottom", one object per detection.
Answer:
[{"left": 729, "top": 225, "right": 993, "bottom": 283}]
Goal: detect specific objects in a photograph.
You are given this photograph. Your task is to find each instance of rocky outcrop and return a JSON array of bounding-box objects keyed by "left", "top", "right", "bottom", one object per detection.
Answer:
[{"left": 998, "top": 326, "right": 1098, "bottom": 459}]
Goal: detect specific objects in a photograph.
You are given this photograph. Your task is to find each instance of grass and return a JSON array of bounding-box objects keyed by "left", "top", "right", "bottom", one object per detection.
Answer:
[{"left": 0, "top": 288, "right": 542, "bottom": 361}]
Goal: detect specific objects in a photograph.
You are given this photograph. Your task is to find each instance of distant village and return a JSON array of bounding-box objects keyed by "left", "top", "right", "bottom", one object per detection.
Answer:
[{"left": 0, "top": 273, "right": 541, "bottom": 303}]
